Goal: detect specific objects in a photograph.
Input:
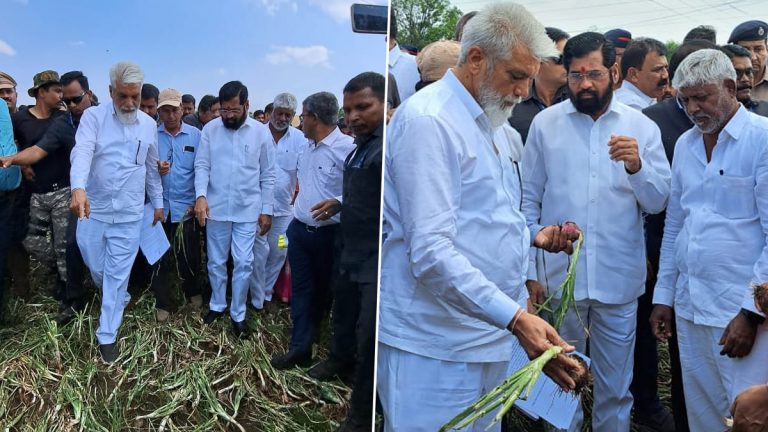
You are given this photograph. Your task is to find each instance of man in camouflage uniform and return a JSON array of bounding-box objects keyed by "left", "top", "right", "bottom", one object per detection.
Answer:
[{"left": 11, "top": 70, "right": 65, "bottom": 296}]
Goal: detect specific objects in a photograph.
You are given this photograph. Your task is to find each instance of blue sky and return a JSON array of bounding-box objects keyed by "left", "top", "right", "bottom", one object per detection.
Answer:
[{"left": 3, "top": 0, "right": 388, "bottom": 111}]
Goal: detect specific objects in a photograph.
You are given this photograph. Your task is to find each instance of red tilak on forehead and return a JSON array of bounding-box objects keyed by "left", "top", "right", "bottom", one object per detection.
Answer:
[{"left": 580, "top": 66, "right": 587, "bottom": 73}]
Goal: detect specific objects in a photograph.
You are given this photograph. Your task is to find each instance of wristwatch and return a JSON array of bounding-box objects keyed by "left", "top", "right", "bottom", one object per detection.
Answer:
[{"left": 740, "top": 308, "right": 766, "bottom": 327}]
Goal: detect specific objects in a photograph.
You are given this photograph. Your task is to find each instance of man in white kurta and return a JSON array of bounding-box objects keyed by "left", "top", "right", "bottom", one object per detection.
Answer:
[
  {"left": 249, "top": 93, "right": 304, "bottom": 310},
  {"left": 378, "top": 4, "right": 583, "bottom": 432},
  {"left": 522, "top": 32, "right": 671, "bottom": 431},
  {"left": 194, "top": 81, "right": 275, "bottom": 336},
  {"left": 651, "top": 49, "right": 768, "bottom": 432},
  {"left": 69, "top": 62, "right": 164, "bottom": 363}
]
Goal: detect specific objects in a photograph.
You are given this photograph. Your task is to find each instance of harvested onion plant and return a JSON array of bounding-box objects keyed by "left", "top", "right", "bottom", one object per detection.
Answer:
[
  {"left": 0, "top": 285, "right": 348, "bottom": 431},
  {"left": 754, "top": 282, "right": 768, "bottom": 315},
  {"left": 440, "top": 346, "right": 591, "bottom": 431},
  {"left": 537, "top": 232, "right": 584, "bottom": 331}
]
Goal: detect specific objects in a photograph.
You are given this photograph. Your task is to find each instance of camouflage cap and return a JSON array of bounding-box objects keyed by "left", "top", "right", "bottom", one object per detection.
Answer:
[
  {"left": 0, "top": 71, "right": 16, "bottom": 90},
  {"left": 27, "top": 70, "right": 60, "bottom": 97}
]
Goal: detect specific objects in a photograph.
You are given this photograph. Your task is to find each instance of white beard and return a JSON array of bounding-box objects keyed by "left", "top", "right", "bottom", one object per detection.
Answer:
[
  {"left": 116, "top": 108, "right": 138, "bottom": 125},
  {"left": 477, "top": 80, "right": 520, "bottom": 128},
  {"left": 270, "top": 119, "right": 289, "bottom": 131}
]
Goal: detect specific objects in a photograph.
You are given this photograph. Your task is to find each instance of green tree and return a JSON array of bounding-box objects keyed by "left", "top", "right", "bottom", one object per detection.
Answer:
[
  {"left": 392, "top": 0, "right": 463, "bottom": 50},
  {"left": 665, "top": 40, "right": 680, "bottom": 63}
]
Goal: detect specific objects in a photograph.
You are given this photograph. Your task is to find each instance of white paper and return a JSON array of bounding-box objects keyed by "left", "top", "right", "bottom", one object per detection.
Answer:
[
  {"left": 508, "top": 343, "right": 590, "bottom": 430},
  {"left": 139, "top": 204, "right": 170, "bottom": 265}
]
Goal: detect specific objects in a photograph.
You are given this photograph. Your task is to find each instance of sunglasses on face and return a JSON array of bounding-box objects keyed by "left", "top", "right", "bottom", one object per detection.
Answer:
[{"left": 63, "top": 92, "right": 86, "bottom": 105}]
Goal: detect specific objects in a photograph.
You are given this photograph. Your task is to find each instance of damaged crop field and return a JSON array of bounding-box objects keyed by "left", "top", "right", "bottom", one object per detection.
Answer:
[{"left": 0, "top": 288, "right": 349, "bottom": 431}]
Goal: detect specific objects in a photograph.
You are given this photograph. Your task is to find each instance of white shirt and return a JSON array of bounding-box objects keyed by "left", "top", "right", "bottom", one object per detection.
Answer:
[
  {"left": 194, "top": 117, "right": 276, "bottom": 223},
  {"left": 271, "top": 125, "right": 306, "bottom": 217},
  {"left": 615, "top": 81, "right": 656, "bottom": 111},
  {"left": 388, "top": 44, "right": 420, "bottom": 102},
  {"left": 379, "top": 70, "right": 529, "bottom": 363},
  {"left": 522, "top": 98, "right": 670, "bottom": 304},
  {"left": 293, "top": 126, "right": 354, "bottom": 226},
  {"left": 653, "top": 106, "right": 768, "bottom": 327},
  {"left": 70, "top": 102, "right": 163, "bottom": 223}
]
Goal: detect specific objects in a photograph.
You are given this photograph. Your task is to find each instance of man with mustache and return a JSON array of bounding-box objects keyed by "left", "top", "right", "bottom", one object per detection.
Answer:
[
  {"left": 650, "top": 48, "right": 768, "bottom": 431},
  {"left": 522, "top": 32, "right": 671, "bottom": 431},
  {"left": 615, "top": 38, "right": 669, "bottom": 111},
  {"left": 729, "top": 20, "right": 768, "bottom": 102},
  {"left": 0, "top": 72, "right": 18, "bottom": 113},
  {"left": 379, "top": 4, "right": 582, "bottom": 430},
  {"left": 248, "top": 92, "right": 304, "bottom": 311},
  {"left": 69, "top": 62, "right": 164, "bottom": 363},
  {"left": 721, "top": 44, "right": 768, "bottom": 117},
  {"left": 195, "top": 80, "right": 275, "bottom": 337}
]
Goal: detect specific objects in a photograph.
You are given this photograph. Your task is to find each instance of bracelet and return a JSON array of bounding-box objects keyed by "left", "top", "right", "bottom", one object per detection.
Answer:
[{"left": 509, "top": 309, "right": 527, "bottom": 334}]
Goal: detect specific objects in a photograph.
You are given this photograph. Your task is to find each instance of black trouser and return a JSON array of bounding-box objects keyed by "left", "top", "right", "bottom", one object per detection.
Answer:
[
  {"left": 330, "top": 270, "right": 376, "bottom": 425},
  {"left": 0, "top": 190, "right": 16, "bottom": 321},
  {"left": 631, "top": 260, "right": 688, "bottom": 431},
  {"left": 150, "top": 218, "right": 202, "bottom": 310},
  {"left": 63, "top": 211, "right": 87, "bottom": 309},
  {"left": 287, "top": 220, "right": 336, "bottom": 354}
]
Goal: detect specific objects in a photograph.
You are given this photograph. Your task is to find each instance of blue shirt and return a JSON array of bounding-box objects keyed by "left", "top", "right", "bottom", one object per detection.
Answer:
[
  {"left": 70, "top": 102, "right": 163, "bottom": 223},
  {"left": 194, "top": 117, "right": 275, "bottom": 222},
  {"left": 158, "top": 122, "right": 201, "bottom": 222},
  {"left": 0, "top": 103, "right": 20, "bottom": 191}
]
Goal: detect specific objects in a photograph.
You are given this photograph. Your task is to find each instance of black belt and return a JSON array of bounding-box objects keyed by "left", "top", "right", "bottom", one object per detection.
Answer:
[
  {"left": 35, "top": 182, "right": 69, "bottom": 194},
  {"left": 294, "top": 219, "right": 336, "bottom": 233}
]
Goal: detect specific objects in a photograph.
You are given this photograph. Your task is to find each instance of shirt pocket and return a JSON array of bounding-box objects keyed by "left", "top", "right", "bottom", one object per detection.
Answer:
[
  {"left": 713, "top": 174, "right": 756, "bottom": 219},
  {"left": 317, "top": 163, "right": 338, "bottom": 190},
  {"left": 278, "top": 151, "right": 299, "bottom": 172}
]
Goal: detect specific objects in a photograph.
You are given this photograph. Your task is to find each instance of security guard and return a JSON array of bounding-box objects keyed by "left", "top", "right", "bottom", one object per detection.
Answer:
[{"left": 729, "top": 20, "right": 768, "bottom": 101}]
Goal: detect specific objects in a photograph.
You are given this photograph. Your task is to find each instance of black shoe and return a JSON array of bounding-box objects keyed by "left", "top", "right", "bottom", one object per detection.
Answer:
[
  {"left": 231, "top": 319, "right": 248, "bottom": 338},
  {"left": 247, "top": 303, "right": 263, "bottom": 314},
  {"left": 51, "top": 279, "right": 66, "bottom": 301},
  {"left": 99, "top": 343, "right": 119, "bottom": 364},
  {"left": 271, "top": 350, "right": 312, "bottom": 370},
  {"left": 203, "top": 310, "right": 225, "bottom": 324},
  {"left": 308, "top": 357, "right": 355, "bottom": 382},
  {"left": 635, "top": 406, "right": 675, "bottom": 432},
  {"left": 337, "top": 416, "right": 371, "bottom": 432},
  {"left": 55, "top": 306, "right": 80, "bottom": 326}
]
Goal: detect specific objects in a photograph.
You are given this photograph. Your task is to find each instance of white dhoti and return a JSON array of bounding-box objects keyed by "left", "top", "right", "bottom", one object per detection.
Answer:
[
  {"left": 553, "top": 298, "right": 637, "bottom": 432},
  {"left": 377, "top": 343, "right": 508, "bottom": 432},
  {"left": 249, "top": 214, "right": 291, "bottom": 308},
  {"left": 678, "top": 316, "right": 768, "bottom": 432},
  {"left": 76, "top": 218, "right": 141, "bottom": 345},
  {"left": 206, "top": 220, "right": 257, "bottom": 322}
]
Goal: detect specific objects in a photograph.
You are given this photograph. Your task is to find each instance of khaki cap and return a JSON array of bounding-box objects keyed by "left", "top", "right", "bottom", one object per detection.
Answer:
[
  {"left": 158, "top": 88, "right": 182, "bottom": 108},
  {"left": 0, "top": 71, "right": 16, "bottom": 90}
]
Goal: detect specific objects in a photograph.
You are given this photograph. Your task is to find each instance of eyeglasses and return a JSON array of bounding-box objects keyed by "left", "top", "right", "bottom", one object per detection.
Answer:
[
  {"left": 568, "top": 70, "right": 609, "bottom": 83},
  {"left": 735, "top": 68, "right": 754, "bottom": 79},
  {"left": 63, "top": 92, "right": 86, "bottom": 105},
  {"left": 219, "top": 107, "right": 243, "bottom": 115}
]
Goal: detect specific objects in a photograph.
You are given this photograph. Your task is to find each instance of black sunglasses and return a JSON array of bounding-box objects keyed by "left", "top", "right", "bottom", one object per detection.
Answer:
[{"left": 63, "top": 92, "right": 86, "bottom": 105}]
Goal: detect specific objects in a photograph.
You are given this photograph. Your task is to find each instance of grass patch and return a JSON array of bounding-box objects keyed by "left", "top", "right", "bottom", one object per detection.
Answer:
[{"left": 0, "top": 283, "right": 349, "bottom": 431}]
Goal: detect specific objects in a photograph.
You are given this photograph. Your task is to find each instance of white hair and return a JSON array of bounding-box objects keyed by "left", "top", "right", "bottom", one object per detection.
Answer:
[
  {"left": 672, "top": 49, "right": 736, "bottom": 90},
  {"left": 458, "top": 2, "right": 557, "bottom": 70},
  {"left": 273, "top": 92, "right": 297, "bottom": 112},
  {"left": 109, "top": 61, "right": 144, "bottom": 87}
]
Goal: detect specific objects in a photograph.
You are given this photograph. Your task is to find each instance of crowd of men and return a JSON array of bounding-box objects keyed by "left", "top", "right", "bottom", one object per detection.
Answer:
[
  {"left": 383, "top": 3, "right": 768, "bottom": 432},
  {"left": 0, "top": 62, "right": 384, "bottom": 431}
]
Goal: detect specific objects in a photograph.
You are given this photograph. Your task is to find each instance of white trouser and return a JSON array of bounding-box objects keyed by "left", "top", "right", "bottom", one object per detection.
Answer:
[
  {"left": 732, "top": 322, "right": 768, "bottom": 397},
  {"left": 377, "top": 343, "right": 507, "bottom": 432},
  {"left": 206, "top": 220, "right": 256, "bottom": 322},
  {"left": 249, "top": 214, "right": 291, "bottom": 308},
  {"left": 676, "top": 316, "right": 768, "bottom": 432},
  {"left": 77, "top": 218, "right": 141, "bottom": 345},
  {"left": 554, "top": 298, "right": 637, "bottom": 432}
]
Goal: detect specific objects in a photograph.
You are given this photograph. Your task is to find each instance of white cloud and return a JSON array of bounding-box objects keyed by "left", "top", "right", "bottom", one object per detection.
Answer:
[
  {"left": 69, "top": 40, "right": 85, "bottom": 46},
  {"left": 217, "top": 67, "right": 227, "bottom": 75},
  {"left": 257, "top": 0, "right": 293, "bottom": 15},
  {"left": 308, "top": 0, "right": 350, "bottom": 23},
  {"left": 0, "top": 40, "right": 16, "bottom": 56},
  {"left": 291, "top": 2, "right": 298, "bottom": 13},
  {"left": 265, "top": 45, "right": 332, "bottom": 68},
  {"left": 11, "top": 0, "right": 28, "bottom": 5}
]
